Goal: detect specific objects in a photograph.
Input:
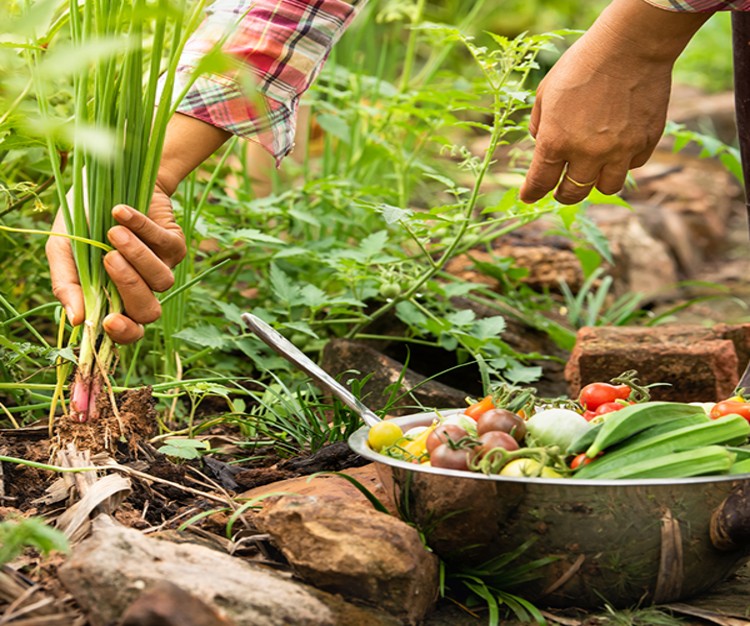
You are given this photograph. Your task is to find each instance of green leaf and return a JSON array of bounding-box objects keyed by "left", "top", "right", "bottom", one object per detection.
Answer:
[
  {"left": 445, "top": 309, "right": 475, "bottom": 328},
  {"left": 473, "top": 316, "right": 507, "bottom": 339},
  {"left": 299, "top": 284, "right": 328, "bottom": 309},
  {"left": 574, "top": 214, "right": 612, "bottom": 264},
  {"left": 214, "top": 301, "right": 245, "bottom": 326},
  {"left": 358, "top": 230, "right": 388, "bottom": 259},
  {"left": 269, "top": 264, "right": 300, "bottom": 306},
  {"left": 39, "top": 36, "right": 135, "bottom": 78},
  {"left": 573, "top": 246, "right": 602, "bottom": 278},
  {"left": 377, "top": 203, "right": 413, "bottom": 225},
  {"left": 315, "top": 113, "right": 350, "bottom": 143},
  {"left": 395, "top": 301, "right": 428, "bottom": 328},
  {"left": 231, "top": 228, "right": 286, "bottom": 245},
  {"left": 174, "top": 325, "right": 226, "bottom": 349}
]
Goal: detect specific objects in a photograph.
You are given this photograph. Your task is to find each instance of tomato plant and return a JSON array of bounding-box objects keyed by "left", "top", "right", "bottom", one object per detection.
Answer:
[
  {"left": 578, "top": 382, "right": 631, "bottom": 411},
  {"left": 710, "top": 400, "right": 750, "bottom": 422}
]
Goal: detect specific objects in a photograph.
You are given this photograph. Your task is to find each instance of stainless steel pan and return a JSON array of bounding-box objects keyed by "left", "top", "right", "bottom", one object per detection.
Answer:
[{"left": 243, "top": 313, "right": 750, "bottom": 608}]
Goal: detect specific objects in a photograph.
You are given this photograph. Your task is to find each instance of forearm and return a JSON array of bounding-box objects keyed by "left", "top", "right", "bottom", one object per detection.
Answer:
[
  {"left": 156, "top": 112, "right": 231, "bottom": 196},
  {"left": 590, "top": 0, "right": 712, "bottom": 65}
]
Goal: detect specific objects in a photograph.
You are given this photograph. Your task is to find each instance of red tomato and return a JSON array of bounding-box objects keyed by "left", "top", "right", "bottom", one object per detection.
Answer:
[
  {"left": 710, "top": 400, "right": 750, "bottom": 422},
  {"left": 594, "top": 401, "right": 628, "bottom": 416},
  {"left": 570, "top": 453, "right": 594, "bottom": 470},
  {"left": 578, "top": 383, "right": 631, "bottom": 411},
  {"left": 464, "top": 395, "right": 495, "bottom": 420},
  {"left": 582, "top": 410, "right": 598, "bottom": 422}
]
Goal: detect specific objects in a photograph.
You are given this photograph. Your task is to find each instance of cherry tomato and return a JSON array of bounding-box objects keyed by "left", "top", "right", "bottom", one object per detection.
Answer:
[
  {"left": 426, "top": 424, "right": 468, "bottom": 454},
  {"left": 471, "top": 431, "right": 519, "bottom": 462},
  {"left": 578, "top": 383, "right": 631, "bottom": 411},
  {"left": 594, "top": 401, "right": 628, "bottom": 416},
  {"left": 464, "top": 395, "right": 495, "bottom": 420},
  {"left": 367, "top": 421, "right": 404, "bottom": 452},
  {"left": 570, "top": 453, "right": 594, "bottom": 470},
  {"left": 476, "top": 409, "right": 527, "bottom": 442},
  {"left": 430, "top": 444, "right": 470, "bottom": 471},
  {"left": 710, "top": 400, "right": 750, "bottom": 422}
]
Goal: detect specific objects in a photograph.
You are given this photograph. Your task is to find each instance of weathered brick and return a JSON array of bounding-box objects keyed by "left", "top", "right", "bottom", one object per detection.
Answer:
[{"left": 565, "top": 324, "right": 750, "bottom": 402}]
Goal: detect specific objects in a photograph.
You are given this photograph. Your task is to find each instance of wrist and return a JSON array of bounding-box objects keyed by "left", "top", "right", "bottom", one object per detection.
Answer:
[
  {"left": 590, "top": 0, "right": 712, "bottom": 65},
  {"left": 156, "top": 112, "right": 232, "bottom": 196}
]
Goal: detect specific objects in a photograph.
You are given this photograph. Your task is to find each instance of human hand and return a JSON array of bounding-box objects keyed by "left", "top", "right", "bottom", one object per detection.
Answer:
[
  {"left": 519, "top": 33, "right": 673, "bottom": 205},
  {"left": 518, "top": 0, "right": 711, "bottom": 206},
  {"left": 46, "top": 182, "right": 186, "bottom": 344}
]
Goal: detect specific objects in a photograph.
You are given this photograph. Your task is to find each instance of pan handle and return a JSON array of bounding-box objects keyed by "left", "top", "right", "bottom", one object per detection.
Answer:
[
  {"left": 241, "top": 313, "right": 382, "bottom": 428},
  {"left": 710, "top": 482, "right": 750, "bottom": 551}
]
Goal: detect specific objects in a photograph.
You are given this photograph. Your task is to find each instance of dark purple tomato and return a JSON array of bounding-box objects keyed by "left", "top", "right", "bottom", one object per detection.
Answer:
[
  {"left": 476, "top": 409, "right": 527, "bottom": 442},
  {"left": 430, "top": 443, "right": 470, "bottom": 471},
  {"left": 426, "top": 424, "right": 468, "bottom": 454},
  {"left": 472, "top": 431, "right": 519, "bottom": 462}
]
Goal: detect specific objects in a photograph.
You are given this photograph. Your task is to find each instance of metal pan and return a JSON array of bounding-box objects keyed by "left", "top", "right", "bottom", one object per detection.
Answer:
[{"left": 242, "top": 313, "right": 750, "bottom": 608}]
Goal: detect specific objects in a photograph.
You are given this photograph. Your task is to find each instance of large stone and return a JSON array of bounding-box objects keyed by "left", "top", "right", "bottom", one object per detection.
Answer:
[
  {"left": 565, "top": 324, "right": 750, "bottom": 402},
  {"left": 255, "top": 494, "right": 440, "bottom": 625},
  {"left": 242, "top": 463, "right": 397, "bottom": 515},
  {"left": 59, "top": 515, "right": 399, "bottom": 626},
  {"left": 119, "top": 581, "right": 236, "bottom": 626}
]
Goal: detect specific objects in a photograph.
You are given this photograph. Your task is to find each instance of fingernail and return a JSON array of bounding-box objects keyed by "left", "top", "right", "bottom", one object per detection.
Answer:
[
  {"left": 65, "top": 307, "right": 77, "bottom": 323},
  {"left": 104, "top": 315, "right": 126, "bottom": 334},
  {"left": 112, "top": 204, "right": 132, "bottom": 222},
  {"left": 108, "top": 226, "right": 128, "bottom": 246}
]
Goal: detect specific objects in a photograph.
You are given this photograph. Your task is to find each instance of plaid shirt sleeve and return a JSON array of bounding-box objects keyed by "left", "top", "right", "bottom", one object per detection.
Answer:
[
  {"left": 174, "top": 0, "right": 365, "bottom": 163},
  {"left": 643, "top": 0, "right": 750, "bottom": 10}
]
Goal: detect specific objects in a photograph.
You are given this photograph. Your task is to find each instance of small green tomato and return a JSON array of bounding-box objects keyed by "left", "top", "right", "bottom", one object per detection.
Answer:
[
  {"left": 379, "top": 282, "right": 402, "bottom": 299},
  {"left": 367, "top": 421, "right": 404, "bottom": 452}
]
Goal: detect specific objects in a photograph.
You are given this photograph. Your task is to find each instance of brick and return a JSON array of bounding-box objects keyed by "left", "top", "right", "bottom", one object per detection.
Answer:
[{"left": 565, "top": 324, "right": 750, "bottom": 402}]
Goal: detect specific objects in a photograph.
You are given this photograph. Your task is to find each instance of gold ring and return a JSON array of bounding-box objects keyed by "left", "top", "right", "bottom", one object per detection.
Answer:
[{"left": 564, "top": 174, "right": 597, "bottom": 188}]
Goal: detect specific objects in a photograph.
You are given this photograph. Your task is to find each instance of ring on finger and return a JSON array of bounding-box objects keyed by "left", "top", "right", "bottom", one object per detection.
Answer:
[{"left": 564, "top": 174, "right": 597, "bottom": 188}]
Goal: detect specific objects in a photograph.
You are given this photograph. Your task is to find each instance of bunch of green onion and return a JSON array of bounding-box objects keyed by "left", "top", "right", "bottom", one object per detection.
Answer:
[{"left": 34, "top": 0, "right": 209, "bottom": 421}]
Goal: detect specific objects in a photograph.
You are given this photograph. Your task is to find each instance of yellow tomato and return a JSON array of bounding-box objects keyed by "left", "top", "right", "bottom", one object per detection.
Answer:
[
  {"left": 367, "top": 421, "right": 404, "bottom": 452},
  {"left": 499, "top": 458, "right": 562, "bottom": 478}
]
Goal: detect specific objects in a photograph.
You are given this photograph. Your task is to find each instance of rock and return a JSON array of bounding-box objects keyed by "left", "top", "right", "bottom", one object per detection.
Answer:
[
  {"left": 59, "top": 515, "right": 399, "bottom": 626},
  {"left": 585, "top": 204, "right": 679, "bottom": 296},
  {"left": 119, "top": 581, "right": 236, "bottom": 626},
  {"left": 321, "top": 338, "right": 467, "bottom": 414},
  {"left": 242, "top": 464, "right": 397, "bottom": 515},
  {"left": 255, "top": 494, "right": 440, "bottom": 625},
  {"left": 565, "top": 324, "right": 750, "bottom": 402},
  {"left": 444, "top": 222, "right": 583, "bottom": 293}
]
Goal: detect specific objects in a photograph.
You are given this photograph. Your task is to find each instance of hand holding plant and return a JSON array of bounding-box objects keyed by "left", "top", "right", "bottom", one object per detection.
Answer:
[{"left": 46, "top": 183, "right": 186, "bottom": 345}]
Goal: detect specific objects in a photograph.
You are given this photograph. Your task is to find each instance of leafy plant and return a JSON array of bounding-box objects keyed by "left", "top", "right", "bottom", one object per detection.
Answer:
[
  {"left": 0, "top": 516, "right": 70, "bottom": 565},
  {"left": 440, "top": 539, "right": 555, "bottom": 625}
]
